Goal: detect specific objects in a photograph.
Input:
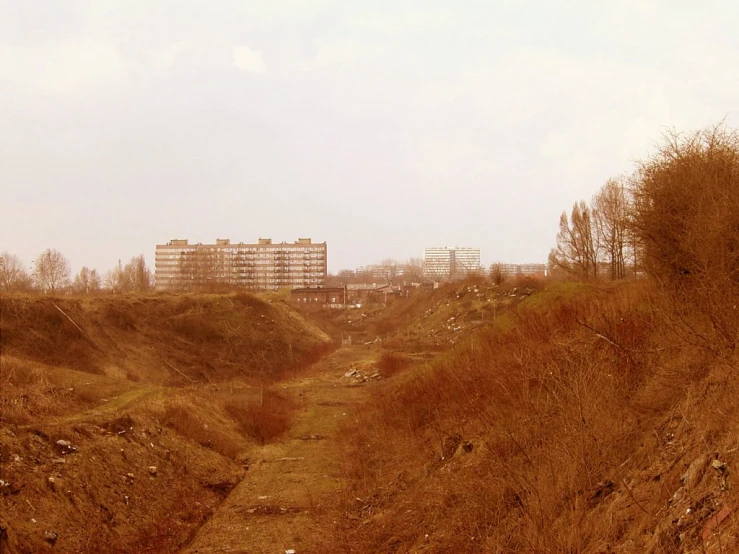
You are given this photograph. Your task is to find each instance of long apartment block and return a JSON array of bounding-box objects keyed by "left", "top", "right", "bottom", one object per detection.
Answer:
[{"left": 155, "top": 237, "right": 327, "bottom": 291}]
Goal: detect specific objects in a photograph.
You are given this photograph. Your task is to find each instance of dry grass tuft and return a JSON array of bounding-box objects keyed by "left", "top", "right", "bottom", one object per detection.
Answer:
[
  {"left": 224, "top": 389, "right": 295, "bottom": 445},
  {"left": 376, "top": 351, "right": 413, "bottom": 378},
  {"left": 162, "top": 401, "right": 243, "bottom": 459}
]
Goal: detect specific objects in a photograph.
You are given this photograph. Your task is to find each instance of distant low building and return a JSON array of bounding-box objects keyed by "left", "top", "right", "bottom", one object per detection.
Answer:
[
  {"left": 423, "top": 247, "right": 481, "bottom": 282},
  {"left": 290, "top": 283, "right": 403, "bottom": 306},
  {"left": 290, "top": 287, "right": 346, "bottom": 305},
  {"left": 154, "top": 237, "right": 327, "bottom": 291},
  {"left": 497, "top": 263, "right": 549, "bottom": 278}
]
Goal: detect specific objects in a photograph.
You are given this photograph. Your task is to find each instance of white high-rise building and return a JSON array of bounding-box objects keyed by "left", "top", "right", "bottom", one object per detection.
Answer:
[{"left": 422, "top": 247, "right": 481, "bottom": 281}]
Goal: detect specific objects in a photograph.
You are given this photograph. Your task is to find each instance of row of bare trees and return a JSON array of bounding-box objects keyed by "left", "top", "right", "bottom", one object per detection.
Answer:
[
  {"left": 0, "top": 249, "right": 153, "bottom": 294},
  {"left": 550, "top": 122, "right": 739, "bottom": 303},
  {"left": 549, "top": 176, "right": 635, "bottom": 281},
  {"left": 328, "top": 258, "right": 425, "bottom": 286}
]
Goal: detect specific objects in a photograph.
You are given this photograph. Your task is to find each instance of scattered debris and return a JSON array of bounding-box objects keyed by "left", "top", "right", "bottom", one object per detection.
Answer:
[
  {"left": 711, "top": 458, "right": 729, "bottom": 490},
  {"left": 44, "top": 530, "right": 58, "bottom": 545},
  {"left": 148, "top": 466, "right": 158, "bottom": 476},
  {"left": 243, "top": 505, "right": 301, "bottom": 515},
  {"left": 298, "top": 434, "right": 325, "bottom": 441},
  {"left": 55, "top": 439, "right": 77, "bottom": 454}
]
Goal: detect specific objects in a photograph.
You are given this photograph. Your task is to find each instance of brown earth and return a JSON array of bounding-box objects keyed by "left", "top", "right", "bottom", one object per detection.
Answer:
[
  {"left": 182, "top": 346, "right": 380, "bottom": 554},
  {"left": 13, "top": 281, "right": 730, "bottom": 553},
  {"left": 0, "top": 292, "right": 336, "bottom": 553}
]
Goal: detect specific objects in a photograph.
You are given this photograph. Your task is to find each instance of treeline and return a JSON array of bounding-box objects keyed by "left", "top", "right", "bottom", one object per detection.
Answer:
[
  {"left": 327, "top": 258, "right": 425, "bottom": 286},
  {"left": 552, "top": 122, "right": 739, "bottom": 346},
  {"left": 0, "top": 249, "right": 154, "bottom": 294},
  {"left": 549, "top": 123, "right": 739, "bottom": 289},
  {"left": 549, "top": 176, "right": 634, "bottom": 280}
]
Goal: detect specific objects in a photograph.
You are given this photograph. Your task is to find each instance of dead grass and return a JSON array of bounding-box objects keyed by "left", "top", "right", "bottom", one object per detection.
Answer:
[
  {"left": 224, "top": 389, "right": 295, "bottom": 445},
  {"left": 326, "top": 280, "right": 739, "bottom": 552},
  {"left": 0, "top": 292, "right": 331, "bottom": 385},
  {"left": 376, "top": 351, "right": 413, "bottom": 378},
  {"left": 162, "top": 402, "right": 243, "bottom": 460}
]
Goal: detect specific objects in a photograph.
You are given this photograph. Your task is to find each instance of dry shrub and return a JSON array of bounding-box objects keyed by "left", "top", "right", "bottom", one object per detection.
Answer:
[
  {"left": 376, "top": 351, "right": 413, "bottom": 377},
  {"left": 331, "top": 282, "right": 675, "bottom": 552},
  {"left": 633, "top": 123, "right": 739, "bottom": 350},
  {"left": 224, "top": 389, "right": 294, "bottom": 445},
  {"left": 232, "top": 292, "right": 267, "bottom": 310}
]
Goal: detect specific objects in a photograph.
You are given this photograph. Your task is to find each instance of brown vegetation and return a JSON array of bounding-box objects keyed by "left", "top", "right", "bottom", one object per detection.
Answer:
[
  {"left": 325, "top": 282, "right": 739, "bottom": 552},
  {"left": 320, "top": 124, "right": 739, "bottom": 552},
  {"left": 0, "top": 291, "right": 330, "bottom": 553},
  {"left": 4, "top": 122, "right": 739, "bottom": 553},
  {"left": 0, "top": 292, "right": 330, "bottom": 385}
]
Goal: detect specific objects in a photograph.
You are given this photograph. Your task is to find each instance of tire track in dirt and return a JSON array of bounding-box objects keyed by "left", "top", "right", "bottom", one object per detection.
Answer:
[{"left": 180, "top": 346, "right": 377, "bottom": 554}]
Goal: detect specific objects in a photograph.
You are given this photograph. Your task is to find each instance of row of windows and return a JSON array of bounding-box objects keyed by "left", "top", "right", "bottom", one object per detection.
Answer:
[
  {"left": 155, "top": 258, "right": 324, "bottom": 263},
  {"left": 156, "top": 248, "right": 325, "bottom": 256}
]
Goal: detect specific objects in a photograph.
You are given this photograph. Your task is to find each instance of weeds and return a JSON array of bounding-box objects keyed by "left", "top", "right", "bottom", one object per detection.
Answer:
[
  {"left": 328, "top": 281, "right": 722, "bottom": 552},
  {"left": 224, "top": 389, "right": 294, "bottom": 445}
]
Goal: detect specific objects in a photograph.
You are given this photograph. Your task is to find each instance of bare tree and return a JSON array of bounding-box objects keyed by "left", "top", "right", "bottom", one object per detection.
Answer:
[
  {"left": 125, "top": 255, "right": 154, "bottom": 292},
  {"left": 549, "top": 201, "right": 598, "bottom": 280},
  {"left": 400, "top": 258, "right": 424, "bottom": 284},
  {"left": 104, "top": 268, "right": 123, "bottom": 292},
  {"left": 178, "top": 247, "right": 228, "bottom": 292},
  {"left": 335, "top": 269, "right": 357, "bottom": 285},
  {"left": 34, "top": 248, "right": 71, "bottom": 293},
  {"left": 0, "top": 252, "right": 32, "bottom": 292},
  {"left": 73, "top": 266, "right": 102, "bottom": 294},
  {"left": 592, "top": 177, "right": 631, "bottom": 280},
  {"left": 105, "top": 256, "right": 154, "bottom": 293},
  {"left": 489, "top": 262, "right": 505, "bottom": 285},
  {"left": 378, "top": 258, "right": 400, "bottom": 283}
]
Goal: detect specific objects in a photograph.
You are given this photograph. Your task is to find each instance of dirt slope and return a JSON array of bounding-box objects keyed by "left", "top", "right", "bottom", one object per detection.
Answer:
[
  {"left": 321, "top": 282, "right": 739, "bottom": 553},
  {"left": 1, "top": 293, "right": 330, "bottom": 388},
  {"left": 0, "top": 292, "right": 332, "bottom": 553}
]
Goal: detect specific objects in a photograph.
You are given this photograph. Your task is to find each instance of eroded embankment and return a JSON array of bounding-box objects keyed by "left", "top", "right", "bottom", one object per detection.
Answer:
[
  {"left": 324, "top": 282, "right": 739, "bottom": 553},
  {"left": 0, "top": 292, "right": 332, "bottom": 553}
]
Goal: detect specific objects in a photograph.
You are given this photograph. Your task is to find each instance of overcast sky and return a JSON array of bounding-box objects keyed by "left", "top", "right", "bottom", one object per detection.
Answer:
[{"left": 1, "top": 1, "right": 738, "bottom": 275}]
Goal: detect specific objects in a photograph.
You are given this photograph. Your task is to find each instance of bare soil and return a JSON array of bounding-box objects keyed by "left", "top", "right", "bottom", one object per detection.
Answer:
[{"left": 182, "top": 346, "right": 379, "bottom": 554}]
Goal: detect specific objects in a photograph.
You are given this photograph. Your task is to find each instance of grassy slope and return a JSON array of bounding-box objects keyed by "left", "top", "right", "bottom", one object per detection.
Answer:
[
  {"left": 0, "top": 292, "right": 331, "bottom": 553},
  {"left": 0, "top": 292, "right": 330, "bottom": 389},
  {"left": 328, "top": 281, "right": 739, "bottom": 553}
]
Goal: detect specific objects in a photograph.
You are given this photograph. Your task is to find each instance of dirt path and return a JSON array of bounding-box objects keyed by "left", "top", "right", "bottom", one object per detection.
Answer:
[{"left": 181, "top": 346, "right": 378, "bottom": 554}]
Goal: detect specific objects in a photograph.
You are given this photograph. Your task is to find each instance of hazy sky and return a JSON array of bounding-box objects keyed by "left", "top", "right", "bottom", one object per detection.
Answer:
[{"left": 2, "top": 1, "right": 738, "bottom": 274}]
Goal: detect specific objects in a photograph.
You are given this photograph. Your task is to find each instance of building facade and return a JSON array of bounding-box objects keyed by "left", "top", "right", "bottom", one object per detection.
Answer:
[
  {"left": 422, "top": 247, "right": 481, "bottom": 281},
  {"left": 497, "top": 263, "right": 549, "bottom": 278},
  {"left": 155, "top": 238, "right": 327, "bottom": 291}
]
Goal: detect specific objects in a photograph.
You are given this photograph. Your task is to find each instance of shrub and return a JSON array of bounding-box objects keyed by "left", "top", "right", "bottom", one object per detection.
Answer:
[
  {"left": 632, "top": 123, "right": 739, "bottom": 348},
  {"left": 377, "top": 351, "right": 413, "bottom": 377},
  {"left": 224, "top": 389, "right": 294, "bottom": 445}
]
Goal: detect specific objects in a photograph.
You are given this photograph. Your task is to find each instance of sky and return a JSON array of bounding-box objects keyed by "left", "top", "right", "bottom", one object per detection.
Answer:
[{"left": 1, "top": 1, "right": 738, "bottom": 275}]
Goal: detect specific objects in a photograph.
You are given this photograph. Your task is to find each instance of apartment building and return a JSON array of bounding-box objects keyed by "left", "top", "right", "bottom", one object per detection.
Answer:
[
  {"left": 497, "top": 263, "right": 549, "bottom": 278},
  {"left": 422, "top": 247, "right": 481, "bottom": 281},
  {"left": 155, "top": 237, "right": 327, "bottom": 291}
]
